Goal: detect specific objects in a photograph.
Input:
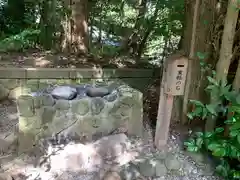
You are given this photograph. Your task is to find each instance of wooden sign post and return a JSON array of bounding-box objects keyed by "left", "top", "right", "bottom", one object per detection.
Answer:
[{"left": 155, "top": 55, "right": 188, "bottom": 149}]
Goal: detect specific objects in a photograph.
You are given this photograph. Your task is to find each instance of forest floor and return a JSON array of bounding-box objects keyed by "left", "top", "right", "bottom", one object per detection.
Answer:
[
  {"left": 0, "top": 50, "right": 155, "bottom": 69},
  {"left": 0, "top": 51, "right": 223, "bottom": 180}
]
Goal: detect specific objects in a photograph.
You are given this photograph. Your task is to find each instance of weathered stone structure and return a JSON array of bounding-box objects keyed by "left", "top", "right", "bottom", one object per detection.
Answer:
[{"left": 0, "top": 68, "right": 153, "bottom": 153}]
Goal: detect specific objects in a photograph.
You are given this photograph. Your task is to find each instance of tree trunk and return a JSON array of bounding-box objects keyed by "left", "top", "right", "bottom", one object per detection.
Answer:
[
  {"left": 179, "top": 0, "right": 218, "bottom": 125},
  {"left": 97, "top": 2, "right": 103, "bottom": 44},
  {"left": 61, "top": 0, "right": 89, "bottom": 54},
  {"left": 122, "top": 0, "right": 148, "bottom": 55},
  {"left": 205, "top": 0, "right": 239, "bottom": 132},
  {"left": 136, "top": 1, "right": 160, "bottom": 59},
  {"left": 39, "top": 0, "right": 56, "bottom": 50}
]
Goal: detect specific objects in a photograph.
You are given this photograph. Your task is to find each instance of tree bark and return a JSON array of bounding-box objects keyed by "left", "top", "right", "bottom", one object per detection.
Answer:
[
  {"left": 39, "top": 0, "right": 56, "bottom": 50},
  {"left": 179, "top": 0, "right": 218, "bottom": 125},
  {"left": 181, "top": 0, "right": 200, "bottom": 124},
  {"left": 205, "top": 0, "right": 239, "bottom": 132},
  {"left": 61, "top": 0, "right": 89, "bottom": 54}
]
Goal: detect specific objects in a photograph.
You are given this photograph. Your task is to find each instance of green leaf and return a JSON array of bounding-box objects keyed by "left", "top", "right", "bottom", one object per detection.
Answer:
[
  {"left": 203, "top": 20, "right": 208, "bottom": 25},
  {"left": 196, "top": 138, "right": 203, "bottom": 148},
  {"left": 200, "top": 61, "right": 205, "bottom": 67},
  {"left": 207, "top": 76, "right": 219, "bottom": 86},
  {"left": 194, "top": 107, "right": 203, "bottom": 115},
  {"left": 230, "top": 129, "right": 240, "bottom": 137},
  {"left": 195, "top": 131, "right": 204, "bottom": 137},
  {"left": 189, "top": 99, "right": 204, "bottom": 107},
  {"left": 207, "top": 143, "right": 221, "bottom": 151},
  {"left": 206, "top": 104, "right": 217, "bottom": 115},
  {"left": 216, "top": 164, "right": 229, "bottom": 177},
  {"left": 202, "top": 108, "right": 208, "bottom": 119},
  {"left": 204, "top": 132, "right": 213, "bottom": 138},
  {"left": 184, "top": 141, "right": 194, "bottom": 147},
  {"left": 196, "top": 52, "right": 207, "bottom": 60},
  {"left": 205, "top": 85, "right": 215, "bottom": 91},
  {"left": 212, "top": 70, "right": 216, "bottom": 76},
  {"left": 230, "top": 122, "right": 240, "bottom": 130},
  {"left": 230, "top": 146, "right": 239, "bottom": 158},
  {"left": 224, "top": 119, "right": 234, "bottom": 124},
  {"left": 215, "top": 127, "right": 224, "bottom": 133},
  {"left": 212, "top": 147, "right": 226, "bottom": 157},
  {"left": 232, "top": 106, "right": 240, "bottom": 113},
  {"left": 187, "top": 145, "right": 199, "bottom": 152},
  {"left": 233, "top": 171, "right": 240, "bottom": 179},
  {"left": 187, "top": 113, "right": 194, "bottom": 120}
]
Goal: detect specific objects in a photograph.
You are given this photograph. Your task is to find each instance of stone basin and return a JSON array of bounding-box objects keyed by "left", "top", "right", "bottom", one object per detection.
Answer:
[{"left": 16, "top": 81, "right": 143, "bottom": 153}]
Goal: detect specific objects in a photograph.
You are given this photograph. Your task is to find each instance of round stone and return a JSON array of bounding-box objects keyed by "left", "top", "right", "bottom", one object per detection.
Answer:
[
  {"left": 51, "top": 86, "right": 77, "bottom": 100},
  {"left": 91, "top": 97, "right": 105, "bottom": 115},
  {"left": 86, "top": 87, "right": 110, "bottom": 97},
  {"left": 76, "top": 84, "right": 92, "bottom": 98}
]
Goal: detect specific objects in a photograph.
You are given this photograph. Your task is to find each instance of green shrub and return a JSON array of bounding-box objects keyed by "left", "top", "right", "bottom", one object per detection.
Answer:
[
  {"left": 184, "top": 57, "right": 240, "bottom": 179},
  {"left": 0, "top": 28, "right": 40, "bottom": 52}
]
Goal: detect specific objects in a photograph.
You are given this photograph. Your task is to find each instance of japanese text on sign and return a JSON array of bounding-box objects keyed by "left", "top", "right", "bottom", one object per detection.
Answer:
[{"left": 176, "top": 70, "right": 183, "bottom": 90}]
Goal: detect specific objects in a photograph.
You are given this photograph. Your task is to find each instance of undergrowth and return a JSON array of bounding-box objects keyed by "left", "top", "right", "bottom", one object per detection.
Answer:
[
  {"left": 184, "top": 53, "right": 240, "bottom": 179},
  {"left": 0, "top": 28, "right": 40, "bottom": 52}
]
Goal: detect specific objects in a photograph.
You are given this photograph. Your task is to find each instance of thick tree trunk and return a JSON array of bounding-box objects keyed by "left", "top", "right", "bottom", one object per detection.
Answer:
[
  {"left": 61, "top": 0, "right": 89, "bottom": 54},
  {"left": 179, "top": 0, "right": 218, "bottom": 124}
]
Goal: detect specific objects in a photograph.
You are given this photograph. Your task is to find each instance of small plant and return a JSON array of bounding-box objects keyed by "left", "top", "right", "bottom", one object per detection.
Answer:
[
  {"left": 0, "top": 28, "right": 40, "bottom": 52},
  {"left": 184, "top": 53, "right": 240, "bottom": 179}
]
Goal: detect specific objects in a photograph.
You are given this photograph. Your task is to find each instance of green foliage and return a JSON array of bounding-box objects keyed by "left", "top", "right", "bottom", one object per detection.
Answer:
[
  {"left": 184, "top": 58, "right": 240, "bottom": 179},
  {"left": 0, "top": 0, "right": 185, "bottom": 59},
  {"left": 0, "top": 29, "right": 40, "bottom": 52}
]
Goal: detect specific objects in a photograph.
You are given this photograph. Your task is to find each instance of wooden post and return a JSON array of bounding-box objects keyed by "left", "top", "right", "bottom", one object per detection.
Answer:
[{"left": 155, "top": 55, "right": 188, "bottom": 149}]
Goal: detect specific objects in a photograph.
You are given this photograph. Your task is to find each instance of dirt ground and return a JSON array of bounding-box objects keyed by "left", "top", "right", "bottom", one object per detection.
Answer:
[{"left": 0, "top": 50, "right": 155, "bottom": 69}]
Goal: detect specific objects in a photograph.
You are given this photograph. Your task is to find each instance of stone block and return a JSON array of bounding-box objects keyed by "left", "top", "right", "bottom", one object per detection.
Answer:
[
  {"left": 0, "top": 79, "right": 20, "bottom": 90},
  {"left": 26, "top": 79, "right": 39, "bottom": 92},
  {"left": 8, "top": 87, "right": 30, "bottom": 100},
  {"left": 40, "top": 106, "right": 56, "bottom": 124},
  {"left": 54, "top": 99, "right": 70, "bottom": 110},
  {"left": 71, "top": 99, "right": 90, "bottom": 115},
  {"left": 17, "top": 95, "right": 34, "bottom": 117},
  {"left": 41, "top": 94, "right": 55, "bottom": 106},
  {"left": 0, "top": 84, "right": 9, "bottom": 101},
  {"left": 91, "top": 97, "right": 105, "bottom": 115},
  {"left": 15, "top": 80, "right": 143, "bottom": 153}
]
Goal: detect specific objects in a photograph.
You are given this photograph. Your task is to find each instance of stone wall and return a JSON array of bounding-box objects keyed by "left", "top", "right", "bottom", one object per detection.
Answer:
[{"left": 0, "top": 68, "right": 153, "bottom": 153}]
